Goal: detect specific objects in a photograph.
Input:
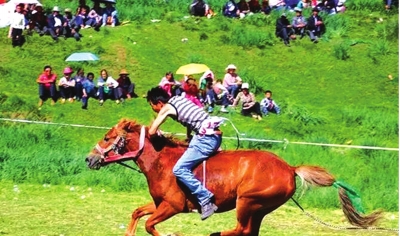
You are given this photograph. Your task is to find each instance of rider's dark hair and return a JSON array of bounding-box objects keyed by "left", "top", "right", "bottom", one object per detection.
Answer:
[{"left": 147, "top": 86, "right": 171, "bottom": 104}]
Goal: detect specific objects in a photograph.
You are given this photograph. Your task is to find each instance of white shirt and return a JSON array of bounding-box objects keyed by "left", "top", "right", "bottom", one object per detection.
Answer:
[{"left": 10, "top": 12, "right": 25, "bottom": 29}]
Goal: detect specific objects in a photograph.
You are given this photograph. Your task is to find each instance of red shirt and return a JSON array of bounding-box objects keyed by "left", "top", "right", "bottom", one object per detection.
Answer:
[{"left": 37, "top": 73, "right": 57, "bottom": 88}]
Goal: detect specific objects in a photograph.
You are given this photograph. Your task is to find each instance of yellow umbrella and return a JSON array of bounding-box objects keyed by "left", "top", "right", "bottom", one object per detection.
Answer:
[{"left": 176, "top": 63, "right": 209, "bottom": 75}]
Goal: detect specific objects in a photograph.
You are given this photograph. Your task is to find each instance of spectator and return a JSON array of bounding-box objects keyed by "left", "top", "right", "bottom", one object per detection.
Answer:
[
  {"left": 75, "top": 0, "right": 90, "bottom": 17},
  {"left": 116, "top": 69, "right": 136, "bottom": 101},
  {"left": 296, "top": 0, "right": 310, "bottom": 9},
  {"left": 190, "top": 0, "right": 210, "bottom": 17},
  {"left": 86, "top": 1, "right": 103, "bottom": 30},
  {"left": 260, "top": 90, "right": 281, "bottom": 116},
  {"left": 307, "top": 7, "right": 324, "bottom": 43},
  {"left": 223, "top": 64, "right": 242, "bottom": 99},
  {"left": 58, "top": 67, "right": 76, "bottom": 103},
  {"left": 81, "top": 72, "right": 97, "bottom": 109},
  {"left": 74, "top": 7, "right": 88, "bottom": 29},
  {"left": 63, "top": 8, "right": 81, "bottom": 41},
  {"left": 47, "top": 6, "right": 65, "bottom": 41},
  {"left": 102, "top": 2, "right": 118, "bottom": 27},
  {"left": 276, "top": 13, "right": 295, "bottom": 46},
  {"left": 213, "top": 79, "right": 230, "bottom": 113},
  {"left": 223, "top": 0, "right": 240, "bottom": 18},
  {"left": 73, "top": 68, "right": 86, "bottom": 101},
  {"left": 159, "top": 72, "right": 182, "bottom": 97},
  {"left": 248, "top": 0, "right": 262, "bottom": 12},
  {"left": 182, "top": 78, "right": 203, "bottom": 108},
  {"left": 8, "top": 4, "right": 26, "bottom": 47},
  {"left": 269, "top": 0, "right": 286, "bottom": 10},
  {"left": 238, "top": 0, "right": 251, "bottom": 18},
  {"left": 97, "top": 69, "right": 119, "bottom": 105},
  {"left": 28, "top": 3, "right": 47, "bottom": 36},
  {"left": 292, "top": 7, "right": 307, "bottom": 39},
  {"left": 232, "top": 83, "right": 262, "bottom": 120},
  {"left": 36, "top": 65, "right": 57, "bottom": 107},
  {"left": 261, "top": 0, "right": 272, "bottom": 14}
]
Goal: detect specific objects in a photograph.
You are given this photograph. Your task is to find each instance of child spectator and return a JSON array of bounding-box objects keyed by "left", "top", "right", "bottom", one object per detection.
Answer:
[
  {"left": 232, "top": 83, "right": 262, "bottom": 120},
  {"left": 116, "top": 69, "right": 136, "bottom": 101},
  {"left": 36, "top": 65, "right": 57, "bottom": 107},
  {"left": 97, "top": 69, "right": 119, "bottom": 105},
  {"left": 81, "top": 72, "right": 97, "bottom": 109},
  {"left": 58, "top": 67, "right": 76, "bottom": 103},
  {"left": 260, "top": 90, "right": 281, "bottom": 116}
]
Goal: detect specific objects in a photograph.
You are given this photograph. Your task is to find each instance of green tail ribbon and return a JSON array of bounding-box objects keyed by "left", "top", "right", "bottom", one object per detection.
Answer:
[{"left": 333, "top": 180, "right": 365, "bottom": 214}]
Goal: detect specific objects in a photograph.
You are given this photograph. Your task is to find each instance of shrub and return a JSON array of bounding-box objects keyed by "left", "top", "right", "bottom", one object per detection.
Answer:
[{"left": 333, "top": 41, "right": 351, "bottom": 60}]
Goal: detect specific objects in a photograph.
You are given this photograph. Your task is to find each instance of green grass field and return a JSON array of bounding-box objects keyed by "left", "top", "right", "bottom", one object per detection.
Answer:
[{"left": 0, "top": 1, "right": 398, "bottom": 234}]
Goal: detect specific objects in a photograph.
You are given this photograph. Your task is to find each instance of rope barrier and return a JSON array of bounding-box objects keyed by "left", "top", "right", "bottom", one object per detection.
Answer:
[{"left": 0, "top": 118, "right": 398, "bottom": 152}]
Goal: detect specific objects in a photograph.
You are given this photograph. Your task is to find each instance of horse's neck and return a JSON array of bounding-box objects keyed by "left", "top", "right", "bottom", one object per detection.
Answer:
[{"left": 135, "top": 146, "right": 183, "bottom": 175}]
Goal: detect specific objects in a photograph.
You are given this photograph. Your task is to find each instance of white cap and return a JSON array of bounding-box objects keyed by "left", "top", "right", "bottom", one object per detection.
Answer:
[
  {"left": 52, "top": 6, "right": 60, "bottom": 12},
  {"left": 225, "top": 64, "right": 237, "bottom": 70},
  {"left": 242, "top": 83, "right": 249, "bottom": 89}
]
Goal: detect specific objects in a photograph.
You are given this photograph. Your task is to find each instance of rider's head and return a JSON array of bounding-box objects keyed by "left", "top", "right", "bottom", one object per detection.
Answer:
[{"left": 147, "top": 86, "right": 171, "bottom": 112}]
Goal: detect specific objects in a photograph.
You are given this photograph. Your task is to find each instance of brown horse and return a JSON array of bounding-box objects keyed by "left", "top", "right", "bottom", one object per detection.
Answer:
[{"left": 86, "top": 119, "right": 382, "bottom": 236}]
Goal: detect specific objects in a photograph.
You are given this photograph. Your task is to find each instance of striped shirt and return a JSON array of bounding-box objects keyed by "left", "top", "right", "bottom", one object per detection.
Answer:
[{"left": 168, "top": 96, "right": 209, "bottom": 133}]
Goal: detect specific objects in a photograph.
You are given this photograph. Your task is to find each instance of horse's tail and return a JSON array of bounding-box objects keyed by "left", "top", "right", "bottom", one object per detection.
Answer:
[{"left": 294, "top": 165, "right": 382, "bottom": 228}]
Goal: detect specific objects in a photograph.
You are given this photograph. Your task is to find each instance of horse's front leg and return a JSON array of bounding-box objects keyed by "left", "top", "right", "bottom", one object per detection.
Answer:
[
  {"left": 144, "top": 201, "right": 183, "bottom": 236},
  {"left": 125, "top": 202, "right": 156, "bottom": 236}
]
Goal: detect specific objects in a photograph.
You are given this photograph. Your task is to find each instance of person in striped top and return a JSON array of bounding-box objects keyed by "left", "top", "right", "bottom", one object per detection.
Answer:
[{"left": 147, "top": 86, "right": 224, "bottom": 221}]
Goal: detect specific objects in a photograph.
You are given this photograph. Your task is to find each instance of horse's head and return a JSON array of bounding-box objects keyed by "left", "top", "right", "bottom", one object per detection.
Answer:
[{"left": 86, "top": 119, "right": 144, "bottom": 170}]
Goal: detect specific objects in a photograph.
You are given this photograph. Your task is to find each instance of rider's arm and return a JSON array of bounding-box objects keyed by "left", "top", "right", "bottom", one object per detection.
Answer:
[{"left": 148, "top": 103, "right": 176, "bottom": 136}]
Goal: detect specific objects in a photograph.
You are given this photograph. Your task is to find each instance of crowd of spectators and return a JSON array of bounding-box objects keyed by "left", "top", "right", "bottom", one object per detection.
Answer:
[
  {"left": 36, "top": 65, "right": 137, "bottom": 109},
  {"left": 7, "top": 0, "right": 119, "bottom": 46}
]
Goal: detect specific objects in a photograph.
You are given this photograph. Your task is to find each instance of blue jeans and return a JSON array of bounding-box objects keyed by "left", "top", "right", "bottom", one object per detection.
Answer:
[
  {"left": 227, "top": 84, "right": 239, "bottom": 98},
  {"left": 81, "top": 89, "right": 97, "bottom": 108},
  {"left": 261, "top": 105, "right": 281, "bottom": 115},
  {"left": 173, "top": 133, "right": 222, "bottom": 206},
  {"left": 39, "top": 84, "right": 57, "bottom": 101}
]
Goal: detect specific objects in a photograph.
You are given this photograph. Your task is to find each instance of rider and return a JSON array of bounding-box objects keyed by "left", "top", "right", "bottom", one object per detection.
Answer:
[{"left": 146, "top": 86, "right": 223, "bottom": 220}]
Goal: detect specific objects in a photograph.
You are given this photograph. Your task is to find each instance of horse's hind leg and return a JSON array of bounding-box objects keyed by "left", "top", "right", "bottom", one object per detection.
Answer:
[{"left": 126, "top": 202, "right": 156, "bottom": 236}]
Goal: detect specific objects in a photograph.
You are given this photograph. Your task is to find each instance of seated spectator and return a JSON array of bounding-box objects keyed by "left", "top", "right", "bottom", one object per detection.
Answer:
[
  {"left": 238, "top": 0, "right": 251, "bottom": 18},
  {"left": 248, "top": 0, "right": 261, "bottom": 12},
  {"left": 223, "top": 64, "right": 242, "bottom": 99},
  {"left": 159, "top": 72, "right": 182, "bottom": 97},
  {"left": 47, "top": 6, "right": 65, "bottom": 41},
  {"left": 223, "top": 0, "right": 240, "bottom": 18},
  {"left": 296, "top": 0, "right": 310, "bottom": 9},
  {"left": 28, "top": 3, "right": 47, "bottom": 36},
  {"left": 63, "top": 8, "right": 81, "bottom": 41},
  {"left": 232, "top": 83, "right": 262, "bottom": 120},
  {"left": 86, "top": 1, "right": 103, "bottom": 30},
  {"left": 213, "top": 79, "right": 230, "bottom": 113},
  {"left": 319, "top": 0, "right": 337, "bottom": 13},
  {"left": 81, "top": 72, "right": 97, "bottom": 109},
  {"left": 275, "top": 13, "right": 295, "bottom": 46},
  {"left": 74, "top": 7, "right": 88, "bottom": 29},
  {"left": 261, "top": 0, "right": 272, "bottom": 14},
  {"left": 73, "top": 68, "right": 86, "bottom": 101},
  {"left": 260, "top": 90, "right": 281, "bottom": 115},
  {"left": 36, "top": 65, "right": 57, "bottom": 107},
  {"left": 58, "top": 67, "right": 76, "bottom": 103},
  {"left": 8, "top": 4, "right": 26, "bottom": 47},
  {"left": 116, "top": 69, "right": 136, "bottom": 101},
  {"left": 292, "top": 7, "right": 307, "bottom": 39},
  {"left": 307, "top": 7, "right": 324, "bottom": 43},
  {"left": 102, "top": 2, "right": 118, "bottom": 27},
  {"left": 199, "top": 70, "right": 214, "bottom": 92},
  {"left": 97, "top": 69, "right": 119, "bottom": 105},
  {"left": 75, "top": 0, "right": 90, "bottom": 17},
  {"left": 190, "top": 0, "right": 210, "bottom": 17},
  {"left": 285, "top": 0, "right": 299, "bottom": 9},
  {"left": 182, "top": 77, "right": 203, "bottom": 108},
  {"left": 269, "top": 0, "right": 286, "bottom": 10}
]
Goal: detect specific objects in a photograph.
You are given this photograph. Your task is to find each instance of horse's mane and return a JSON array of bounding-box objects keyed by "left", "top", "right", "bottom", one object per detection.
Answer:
[{"left": 117, "top": 119, "right": 188, "bottom": 148}]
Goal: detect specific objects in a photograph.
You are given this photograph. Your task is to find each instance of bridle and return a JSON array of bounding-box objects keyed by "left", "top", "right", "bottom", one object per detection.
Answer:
[{"left": 95, "top": 125, "right": 146, "bottom": 164}]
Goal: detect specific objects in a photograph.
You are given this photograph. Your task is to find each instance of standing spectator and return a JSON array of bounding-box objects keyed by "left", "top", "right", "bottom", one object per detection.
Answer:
[
  {"left": 292, "top": 7, "right": 307, "bottom": 39},
  {"left": 47, "top": 6, "right": 65, "bottom": 41},
  {"left": 97, "top": 69, "right": 119, "bottom": 105},
  {"left": 232, "top": 83, "right": 262, "bottom": 120},
  {"left": 73, "top": 68, "right": 86, "bottom": 101},
  {"left": 276, "top": 13, "right": 295, "bottom": 46},
  {"left": 8, "top": 4, "right": 26, "bottom": 47},
  {"left": 307, "top": 7, "right": 324, "bottom": 43},
  {"left": 28, "top": 3, "right": 47, "bottom": 36},
  {"left": 223, "top": 0, "right": 240, "bottom": 18},
  {"left": 63, "top": 8, "right": 81, "bottom": 41},
  {"left": 116, "top": 69, "right": 136, "bottom": 101},
  {"left": 223, "top": 64, "right": 242, "bottom": 99},
  {"left": 58, "top": 67, "right": 76, "bottom": 103},
  {"left": 260, "top": 90, "right": 281, "bottom": 115},
  {"left": 36, "top": 65, "right": 57, "bottom": 107},
  {"left": 81, "top": 72, "right": 97, "bottom": 109},
  {"left": 248, "top": 0, "right": 261, "bottom": 12},
  {"left": 102, "top": 2, "right": 118, "bottom": 27},
  {"left": 159, "top": 72, "right": 182, "bottom": 97}
]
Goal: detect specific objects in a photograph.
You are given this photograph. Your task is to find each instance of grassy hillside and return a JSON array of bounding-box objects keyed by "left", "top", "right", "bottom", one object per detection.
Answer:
[{"left": 0, "top": 0, "right": 398, "bottom": 214}]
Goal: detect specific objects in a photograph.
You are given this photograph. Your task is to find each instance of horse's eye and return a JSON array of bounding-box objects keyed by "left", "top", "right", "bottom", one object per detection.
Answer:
[{"left": 104, "top": 137, "right": 109, "bottom": 142}]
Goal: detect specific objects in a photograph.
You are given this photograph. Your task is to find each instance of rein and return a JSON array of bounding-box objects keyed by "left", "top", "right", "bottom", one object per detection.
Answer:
[{"left": 95, "top": 125, "right": 146, "bottom": 164}]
